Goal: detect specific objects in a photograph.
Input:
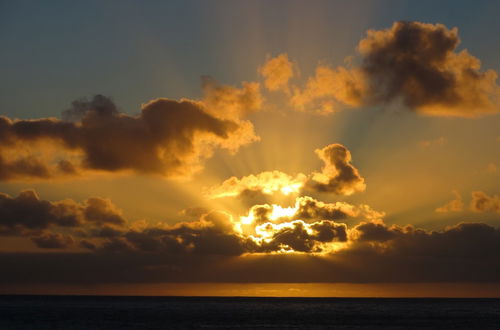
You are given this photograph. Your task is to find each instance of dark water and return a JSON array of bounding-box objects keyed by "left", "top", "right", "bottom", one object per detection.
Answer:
[{"left": 1, "top": 296, "right": 500, "bottom": 329}]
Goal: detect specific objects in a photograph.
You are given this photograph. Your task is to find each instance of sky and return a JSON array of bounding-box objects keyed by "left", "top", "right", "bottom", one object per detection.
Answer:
[{"left": 1, "top": 0, "right": 500, "bottom": 297}]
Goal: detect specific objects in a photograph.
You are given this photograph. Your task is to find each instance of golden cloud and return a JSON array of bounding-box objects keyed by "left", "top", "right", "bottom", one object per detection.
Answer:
[
  {"left": 470, "top": 191, "right": 500, "bottom": 213},
  {"left": 435, "top": 190, "right": 464, "bottom": 213},
  {"left": 259, "top": 53, "right": 295, "bottom": 93},
  {"left": 206, "top": 143, "right": 365, "bottom": 199}
]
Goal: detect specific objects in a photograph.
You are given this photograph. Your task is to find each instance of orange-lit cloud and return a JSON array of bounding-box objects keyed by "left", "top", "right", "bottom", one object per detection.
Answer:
[
  {"left": 241, "top": 196, "right": 383, "bottom": 227},
  {"left": 201, "top": 76, "right": 263, "bottom": 120},
  {"left": 306, "top": 144, "right": 366, "bottom": 195},
  {"left": 436, "top": 190, "right": 464, "bottom": 212},
  {"left": 0, "top": 93, "right": 260, "bottom": 181},
  {"left": 259, "top": 53, "right": 295, "bottom": 93},
  {"left": 470, "top": 191, "right": 500, "bottom": 213},
  {"left": 291, "top": 66, "right": 365, "bottom": 114},
  {"left": 436, "top": 191, "right": 500, "bottom": 214},
  {"left": 207, "top": 143, "right": 365, "bottom": 199},
  {"left": 206, "top": 170, "right": 307, "bottom": 199},
  {"left": 290, "top": 21, "right": 500, "bottom": 117}
]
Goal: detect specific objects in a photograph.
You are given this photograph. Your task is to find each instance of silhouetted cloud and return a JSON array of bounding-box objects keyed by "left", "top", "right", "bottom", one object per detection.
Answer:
[
  {"left": 2, "top": 217, "right": 500, "bottom": 284},
  {"left": 291, "top": 21, "right": 500, "bottom": 117},
  {"left": 254, "top": 220, "right": 347, "bottom": 253},
  {"left": 305, "top": 144, "right": 366, "bottom": 195},
  {"left": 0, "top": 93, "right": 260, "bottom": 181},
  {"left": 0, "top": 190, "right": 125, "bottom": 236}
]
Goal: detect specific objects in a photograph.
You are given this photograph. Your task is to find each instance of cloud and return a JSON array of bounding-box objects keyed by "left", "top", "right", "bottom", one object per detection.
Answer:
[
  {"left": 206, "top": 143, "right": 365, "bottom": 199},
  {"left": 259, "top": 53, "right": 295, "bottom": 93},
  {"left": 0, "top": 94, "right": 260, "bottom": 181},
  {"left": 436, "top": 190, "right": 464, "bottom": 213},
  {"left": 2, "top": 189, "right": 500, "bottom": 283},
  {"left": 291, "top": 21, "right": 500, "bottom": 117},
  {"left": 254, "top": 220, "right": 348, "bottom": 253},
  {"left": 31, "top": 232, "right": 74, "bottom": 249},
  {"left": 470, "top": 191, "right": 500, "bottom": 213},
  {"left": 82, "top": 210, "right": 256, "bottom": 256},
  {"left": 291, "top": 65, "right": 365, "bottom": 114},
  {"left": 306, "top": 144, "right": 366, "bottom": 195},
  {"left": 3, "top": 216, "right": 500, "bottom": 284},
  {"left": 241, "top": 196, "right": 383, "bottom": 227},
  {"left": 201, "top": 77, "right": 263, "bottom": 120},
  {"left": 351, "top": 220, "right": 500, "bottom": 260},
  {"left": 0, "top": 190, "right": 126, "bottom": 236},
  {"left": 206, "top": 171, "right": 307, "bottom": 199}
]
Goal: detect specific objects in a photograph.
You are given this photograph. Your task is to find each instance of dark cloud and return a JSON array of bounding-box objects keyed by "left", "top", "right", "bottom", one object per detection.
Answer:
[
  {"left": 292, "top": 21, "right": 500, "bottom": 117},
  {"left": 352, "top": 220, "right": 500, "bottom": 258},
  {"left": 256, "top": 220, "right": 348, "bottom": 253},
  {"left": 62, "top": 94, "right": 119, "bottom": 121},
  {"left": 305, "top": 144, "right": 366, "bottom": 195},
  {"left": 80, "top": 210, "right": 255, "bottom": 256},
  {"left": 3, "top": 219, "right": 500, "bottom": 284},
  {"left": 0, "top": 94, "right": 258, "bottom": 181},
  {"left": 2, "top": 189, "right": 500, "bottom": 284},
  {"left": 0, "top": 190, "right": 125, "bottom": 236},
  {"left": 31, "top": 232, "right": 74, "bottom": 249},
  {"left": 0, "top": 154, "right": 52, "bottom": 181}
]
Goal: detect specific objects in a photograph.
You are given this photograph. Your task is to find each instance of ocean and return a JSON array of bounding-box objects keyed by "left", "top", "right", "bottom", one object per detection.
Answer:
[{"left": 1, "top": 296, "right": 500, "bottom": 329}]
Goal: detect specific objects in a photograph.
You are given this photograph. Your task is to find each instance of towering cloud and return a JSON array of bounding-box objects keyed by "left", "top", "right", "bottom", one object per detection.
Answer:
[
  {"left": 306, "top": 144, "right": 366, "bottom": 195},
  {"left": 291, "top": 21, "right": 500, "bottom": 117},
  {"left": 0, "top": 93, "right": 260, "bottom": 181}
]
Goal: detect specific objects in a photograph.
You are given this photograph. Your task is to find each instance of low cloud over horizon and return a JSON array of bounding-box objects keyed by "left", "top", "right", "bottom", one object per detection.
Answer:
[{"left": 2, "top": 187, "right": 500, "bottom": 284}]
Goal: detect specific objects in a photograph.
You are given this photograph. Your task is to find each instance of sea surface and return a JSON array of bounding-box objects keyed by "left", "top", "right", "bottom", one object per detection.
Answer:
[{"left": 1, "top": 295, "right": 500, "bottom": 329}]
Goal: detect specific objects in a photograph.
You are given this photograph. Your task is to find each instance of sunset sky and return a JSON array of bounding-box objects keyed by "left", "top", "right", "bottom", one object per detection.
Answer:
[{"left": 1, "top": 0, "right": 500, "bottom": 297}]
